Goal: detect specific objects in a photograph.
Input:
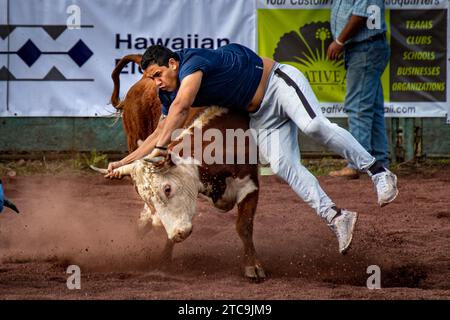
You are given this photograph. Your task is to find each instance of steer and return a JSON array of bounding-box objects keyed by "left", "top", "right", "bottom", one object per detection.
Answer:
[{"left": 95, "top": 107, "right": 265, "bottom": 280}]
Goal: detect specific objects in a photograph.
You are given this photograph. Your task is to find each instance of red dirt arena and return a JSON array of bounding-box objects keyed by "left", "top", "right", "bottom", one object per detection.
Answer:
[{"left": 0, "top": 162, "right": 449, "bottom": 300}]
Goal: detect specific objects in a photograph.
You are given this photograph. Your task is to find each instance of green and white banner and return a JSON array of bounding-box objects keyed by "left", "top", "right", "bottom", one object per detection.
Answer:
[{"left": 257, "top": 0, "right": 449, "bottom": 118}]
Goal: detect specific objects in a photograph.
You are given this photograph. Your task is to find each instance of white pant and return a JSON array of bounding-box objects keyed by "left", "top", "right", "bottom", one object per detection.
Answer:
[{"left": 250, "top": 64, "right": 375, "bottom": 222}]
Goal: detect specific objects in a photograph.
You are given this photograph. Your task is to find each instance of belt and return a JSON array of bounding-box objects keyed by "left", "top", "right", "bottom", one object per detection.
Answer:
[
  {"left": 365, "top": 32, "right": 386, "bottom": 42},
  {"left": 346, "top": 32, "right": 386, "bottom": 48}
]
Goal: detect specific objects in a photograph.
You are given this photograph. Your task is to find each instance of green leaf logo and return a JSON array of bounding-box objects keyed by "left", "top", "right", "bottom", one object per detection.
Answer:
[{"left": 274, "top": 22, "right": 346, "bottom": 102}]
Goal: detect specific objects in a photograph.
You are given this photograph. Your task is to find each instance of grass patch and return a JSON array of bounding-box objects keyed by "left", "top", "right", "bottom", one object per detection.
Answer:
[
  {"left": 303, "top": 157, "right": 346, "bottom": 176},
  {"left": 70, "top": 149, "right": 109, "bottom": 170},
  {"left": 0, "top": 150, "right": 109, "bottom": 177}
]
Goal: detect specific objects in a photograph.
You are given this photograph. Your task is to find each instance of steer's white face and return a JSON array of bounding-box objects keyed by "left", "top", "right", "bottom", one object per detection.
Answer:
[{"left": 131, "top": 159, "right": 201, "bottom": 242}]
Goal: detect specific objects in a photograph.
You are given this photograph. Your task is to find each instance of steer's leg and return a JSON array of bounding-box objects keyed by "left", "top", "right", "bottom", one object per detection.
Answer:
[
  {"left": 137, "top": 203, "right": 154, "bottom": 237},
  {"left": 155, "top": 238, "right": 175, "bottom": 271},
  {"left": 137, "top": 203, "right": 164, "bottom": 236},
  {"left": 236, "top": 189, "right": 265, "bottom": 281},
  {"left": 138, "top": 204, "right": 175, "bottom": 266},
  {"left": 160, "top": 239, "right": 175, "bottom": 263}
]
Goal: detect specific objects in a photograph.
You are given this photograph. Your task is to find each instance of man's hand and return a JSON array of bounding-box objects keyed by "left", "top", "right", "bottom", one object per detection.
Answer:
[
  {"left": 105, "top": 160, "right": 124, "bottom": 179},
  {"left": 327, "top": 41, "right": 344, "bottom": 60}
]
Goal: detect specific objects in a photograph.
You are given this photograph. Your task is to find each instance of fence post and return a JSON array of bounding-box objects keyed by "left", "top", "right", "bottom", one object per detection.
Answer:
[{"left": 391, "top": 117, "right": 423, "bottom": 164}]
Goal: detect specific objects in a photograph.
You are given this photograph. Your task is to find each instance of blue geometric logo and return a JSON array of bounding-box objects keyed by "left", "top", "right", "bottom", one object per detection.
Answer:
[
  {"left": 68, "top": 40, "right": 93, "bottom": 67},
  {"left": 0, "top": 24, "right": 94, "bottom": 81},
  {"left": 17, "top": 40, "right": 42, "bottom": 67}
]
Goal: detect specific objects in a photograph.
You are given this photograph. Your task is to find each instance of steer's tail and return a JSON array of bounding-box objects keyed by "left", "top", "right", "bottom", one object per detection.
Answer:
[{"left": 110, "top": 54, "right": 143, "bottom": 110}]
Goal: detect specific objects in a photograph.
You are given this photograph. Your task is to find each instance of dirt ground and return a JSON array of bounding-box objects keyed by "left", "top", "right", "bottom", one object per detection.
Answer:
[{"left": 0, "top": 163, "right": 449, "bottom": 300}]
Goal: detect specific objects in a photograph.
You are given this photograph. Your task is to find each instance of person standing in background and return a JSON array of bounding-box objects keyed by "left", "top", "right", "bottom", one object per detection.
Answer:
[{"left": 327, "top": 0, "right": 390, "bottom": 179}]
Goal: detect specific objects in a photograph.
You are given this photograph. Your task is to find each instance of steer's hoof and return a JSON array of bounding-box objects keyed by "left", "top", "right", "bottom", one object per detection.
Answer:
[
  {"left": 244, "top": 265, "right": 266, "bottom": 282},
  {"left": 157, "top": 241, "right": 174, "bottom": 266},
  {"left": 155, "top": 252, "right": 173, "bottom": 271},
  {"left": 159, "top": 252, "right": 173, "bottom": 265},
  {"left": 155, "top": 260, "right": 172, "bottom": 272}
]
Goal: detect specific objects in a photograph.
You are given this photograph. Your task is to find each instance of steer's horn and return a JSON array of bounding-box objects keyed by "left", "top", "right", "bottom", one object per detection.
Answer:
[
  {"left": 89, "top": 164, "right": 135, "bottom": 176},
  {"left": 89, "top": 165, "right": 108, "bottom": 174},
  {"left": 4, "top": 198, "right": 19, "bottom": 213},
  {"left": 143, "top": 156, "right": 165, "bottom": 164}
]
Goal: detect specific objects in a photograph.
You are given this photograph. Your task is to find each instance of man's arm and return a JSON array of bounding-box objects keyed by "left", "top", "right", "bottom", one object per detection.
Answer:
[
  {"left": 327, "top": 15, "right": 367, "bottom": 60},
  {"left": 105, "top": 117, "right": 165, "bottom": 177},
  {"left": 337, "top": 15, "right": 367, "bottom": 44},
  {"left": 122, "top": 117, "right": 166, "bottom": 163},
  {"left": 154, "top": 71, "right": 203, "bottom": 149}
]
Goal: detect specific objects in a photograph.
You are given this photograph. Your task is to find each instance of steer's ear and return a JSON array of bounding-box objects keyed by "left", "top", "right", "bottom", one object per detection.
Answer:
[{"left": 143, "top": 154, "right": 174, "bottom": 173}]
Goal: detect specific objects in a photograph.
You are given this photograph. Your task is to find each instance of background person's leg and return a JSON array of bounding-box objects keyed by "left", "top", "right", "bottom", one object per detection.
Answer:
[
  {"left": 343, "top": 49, "right": 375, "bottom": 166},
  {"left": 344, "top": 40, "right": 390, "bottom": 170}
]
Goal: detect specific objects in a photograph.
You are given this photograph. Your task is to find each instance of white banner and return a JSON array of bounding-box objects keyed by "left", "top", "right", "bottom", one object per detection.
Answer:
[{"left": 0, "top": 0, "right": 256, "bottom": 116}]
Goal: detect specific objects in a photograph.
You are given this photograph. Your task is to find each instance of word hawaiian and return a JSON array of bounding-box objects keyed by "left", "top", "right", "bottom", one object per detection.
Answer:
[{"left": 115, "top": 34, "right": 230, "bottom": 51}]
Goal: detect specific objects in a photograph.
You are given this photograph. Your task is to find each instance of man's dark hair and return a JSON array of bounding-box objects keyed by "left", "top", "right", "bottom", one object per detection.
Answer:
[{"left": 141, "top": 45, "right": 179, "bottom": 70}]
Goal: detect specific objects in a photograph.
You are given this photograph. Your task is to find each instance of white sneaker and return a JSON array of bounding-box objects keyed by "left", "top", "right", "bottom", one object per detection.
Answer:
[
  {"left": 328, "top": 208, "right": 358, "bottom": 255},
  {"left": 371, "top": 169, "right": 399, "bottom": 207}
]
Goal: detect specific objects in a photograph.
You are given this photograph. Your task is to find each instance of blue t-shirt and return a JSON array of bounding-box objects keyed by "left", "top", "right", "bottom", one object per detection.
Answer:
[{"left": 159, "top": 43, "right": 263, "bottom": 115}]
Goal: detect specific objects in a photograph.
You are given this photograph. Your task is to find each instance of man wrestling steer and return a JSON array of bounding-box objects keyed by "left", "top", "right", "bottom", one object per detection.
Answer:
[{"left": 105, "top": 43, "right": 398, "bottom": 269}]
